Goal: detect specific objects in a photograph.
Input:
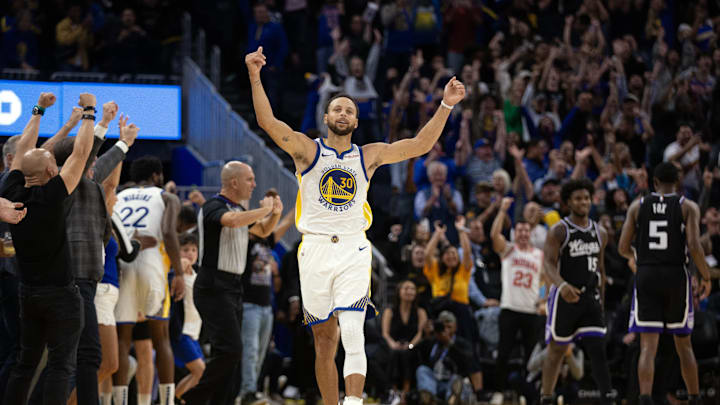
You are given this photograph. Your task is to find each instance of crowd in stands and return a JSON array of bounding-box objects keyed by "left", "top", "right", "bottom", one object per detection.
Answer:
[
  {"left": 233, "top": 0, "right": 720, "bottom": 404},
  {"left": 1, "top": 0, "right": 720, "bottom": 405},
  {"left": 0, "top": 0, "right": 184, "bottom": 74}
]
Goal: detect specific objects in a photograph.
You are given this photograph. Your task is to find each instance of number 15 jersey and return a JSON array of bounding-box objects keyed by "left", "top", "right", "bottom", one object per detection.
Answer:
[
  {"left": 114, "top": 186, "right": 166, "bottom": 244},
  {"left": 636, "top": 193, "right": 686, "bottom": 267},
  {"left": 559, "top": 218, "right": 602, "bottom": 290}
]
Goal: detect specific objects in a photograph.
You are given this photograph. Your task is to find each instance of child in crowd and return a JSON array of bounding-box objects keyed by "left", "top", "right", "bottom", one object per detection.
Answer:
[{"left": 173, "top": 234, "right": 206, "bottom": 401}]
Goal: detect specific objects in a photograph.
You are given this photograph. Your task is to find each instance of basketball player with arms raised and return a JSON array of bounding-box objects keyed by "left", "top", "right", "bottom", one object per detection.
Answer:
[
  {"left": 541, "top": 179, "right": 614, "bottom": 405},
  {"left": 246, "top": 47, "right": 465, "bottom": 405},
  {"left": 618, "top": 162, "right": 712, "bottom": 405}
]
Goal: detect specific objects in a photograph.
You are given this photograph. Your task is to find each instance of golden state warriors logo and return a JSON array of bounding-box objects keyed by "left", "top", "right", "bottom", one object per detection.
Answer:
[{"left": 319, "top": 168, "right": 357, "bottom": 207}]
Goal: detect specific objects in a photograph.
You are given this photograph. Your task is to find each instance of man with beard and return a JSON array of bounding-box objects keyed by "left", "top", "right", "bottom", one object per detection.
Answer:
[
  {"left": 246, "top": 46, "right": 466, "bottom": 405},
  {"left": 112, "top": 156, "right": 185, "bottom": 405}
]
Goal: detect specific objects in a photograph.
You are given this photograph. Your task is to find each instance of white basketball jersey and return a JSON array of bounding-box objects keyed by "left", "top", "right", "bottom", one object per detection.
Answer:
[
  {"left": 114, "top": 186, "right": 166, "bottom": 242},
  {"left": 296, "top": 139, "right": 372, "bottom": 236},
  {"left": 500, "top": 244, "right": 543, "bottom": 314}
]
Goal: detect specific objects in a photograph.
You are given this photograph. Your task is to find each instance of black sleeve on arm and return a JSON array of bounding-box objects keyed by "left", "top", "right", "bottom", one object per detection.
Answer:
[
  {"left": 83, "top": 136, "right": 104, "bottom": 175},
  {"left": 0, "top": 170, "right": 25, "bottom": 198},
  {"left": 202, "top": 198, "right": 228, "bottom": 225},
  {"left": 45, "top": 175, "right": 70, "bottom": 200},
  {"left": 111, "top": 212, "right": 140, "bottom": 262}
]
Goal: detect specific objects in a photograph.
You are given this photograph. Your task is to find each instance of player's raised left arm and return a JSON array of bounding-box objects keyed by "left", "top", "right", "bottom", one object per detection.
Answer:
[
  {"left": 618, "top": 199, "right": 640, "bottom": 272},
  {"left": 362, "top": 77, "right": 466, "bottom": 174}
]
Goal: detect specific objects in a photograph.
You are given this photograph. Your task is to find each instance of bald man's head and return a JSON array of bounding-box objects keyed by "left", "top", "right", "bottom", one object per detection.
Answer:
[
  {"left": 21, "top": 148, "right": 58, "bottom": 184},
  {"left": 221, "top": 161, "right": 255, "bottom": 200}
]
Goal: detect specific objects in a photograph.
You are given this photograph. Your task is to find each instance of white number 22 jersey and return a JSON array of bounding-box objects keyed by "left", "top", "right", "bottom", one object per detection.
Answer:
[{"left": 114, "top": 186, "right": 166, "bottom": 242}]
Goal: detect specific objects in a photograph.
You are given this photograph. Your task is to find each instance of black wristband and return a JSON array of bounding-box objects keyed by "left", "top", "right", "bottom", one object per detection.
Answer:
[
  {"left": 83, "top": 106, "right": 97, "bottom": 113},
  {"left": 82, "top": 114, "right": 96, "bottom": 121},
  {"left": 32, "top": 105, "right": 45, "bottom": 116}
]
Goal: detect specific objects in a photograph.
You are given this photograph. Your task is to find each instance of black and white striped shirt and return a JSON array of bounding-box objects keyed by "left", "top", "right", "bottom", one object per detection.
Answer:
[{"left": 198, "top": 195, "right": 249, "bottom": 275}]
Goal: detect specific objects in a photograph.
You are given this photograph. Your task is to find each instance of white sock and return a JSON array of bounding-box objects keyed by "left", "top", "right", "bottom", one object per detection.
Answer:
[
  {"left": 112, "top": 386, "right": 129, "bottom": 405},
  {"left": 343, "top": 396, "right": 363, "bottom": 405},
  {"left": 138, "top": 393, "right": 152, "bottom": 405},
  {"left": 159, "top": 383, "right": 175, "bottom": 405},
  {"left": 99, "top": 392, "right": 112, "bottom": 405}
]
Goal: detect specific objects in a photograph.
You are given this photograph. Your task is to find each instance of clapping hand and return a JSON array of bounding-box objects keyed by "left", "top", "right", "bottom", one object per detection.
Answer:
[
  {"left": 272, "top": 195, "right": 283, "bottom": 215},
  {"left": 259, "top": 196, "right": 274, "bottom": 214}
]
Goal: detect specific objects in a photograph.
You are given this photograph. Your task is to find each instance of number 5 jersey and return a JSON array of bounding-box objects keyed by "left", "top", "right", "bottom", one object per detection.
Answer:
[{"left": 636, "top": 193, "right": 686, "bottom": 267}]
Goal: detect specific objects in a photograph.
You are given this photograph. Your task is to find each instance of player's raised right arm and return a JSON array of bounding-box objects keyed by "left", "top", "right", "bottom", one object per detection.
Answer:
[{"left": 246, "top": 47, "right": 316, "bottom": 169}]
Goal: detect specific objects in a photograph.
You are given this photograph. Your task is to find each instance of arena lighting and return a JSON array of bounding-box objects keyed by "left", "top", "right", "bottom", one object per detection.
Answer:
[{"left": 0, "top": 79, "right": 181, "bottom": 140}]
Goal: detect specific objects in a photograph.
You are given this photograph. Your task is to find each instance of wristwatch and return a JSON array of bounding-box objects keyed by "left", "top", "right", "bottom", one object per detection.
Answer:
[{"left": 32, "top": 105, "right": 45, "bottom": 116}]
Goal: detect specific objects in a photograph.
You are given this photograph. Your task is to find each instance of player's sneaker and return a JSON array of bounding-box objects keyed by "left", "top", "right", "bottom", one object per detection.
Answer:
[{"left": 241, "top": 392, "right": 269, "bottom": 405}]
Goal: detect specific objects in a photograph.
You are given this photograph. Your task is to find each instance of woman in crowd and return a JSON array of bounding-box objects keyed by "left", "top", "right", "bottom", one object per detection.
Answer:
[
  {"left": 423, "top": 217, "right": 477, "bottom": 343},
  {"left": 381, "top": 280, "right": 428, "bottom": 400}
]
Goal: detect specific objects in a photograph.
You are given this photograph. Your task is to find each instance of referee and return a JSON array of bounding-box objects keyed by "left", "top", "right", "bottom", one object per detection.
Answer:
[{"left": 183, "top": 161, "right": 282, "bottom": 405}]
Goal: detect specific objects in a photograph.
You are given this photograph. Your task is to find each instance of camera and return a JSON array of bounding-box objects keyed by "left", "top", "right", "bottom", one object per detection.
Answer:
[{"left": 433, "top": 319, "right": 446, "bottom": 333}]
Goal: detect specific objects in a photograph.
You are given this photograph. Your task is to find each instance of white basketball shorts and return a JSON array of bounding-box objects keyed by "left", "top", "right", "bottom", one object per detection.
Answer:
[
  {"left": 115, "top": 247, "right": 171, "bottom": 323},
  {"left": 298, "top": 233, "right": 376, "bottom": 325},
  {"left": 94, "top": 282, "right": 119, "bottom": 326}
]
